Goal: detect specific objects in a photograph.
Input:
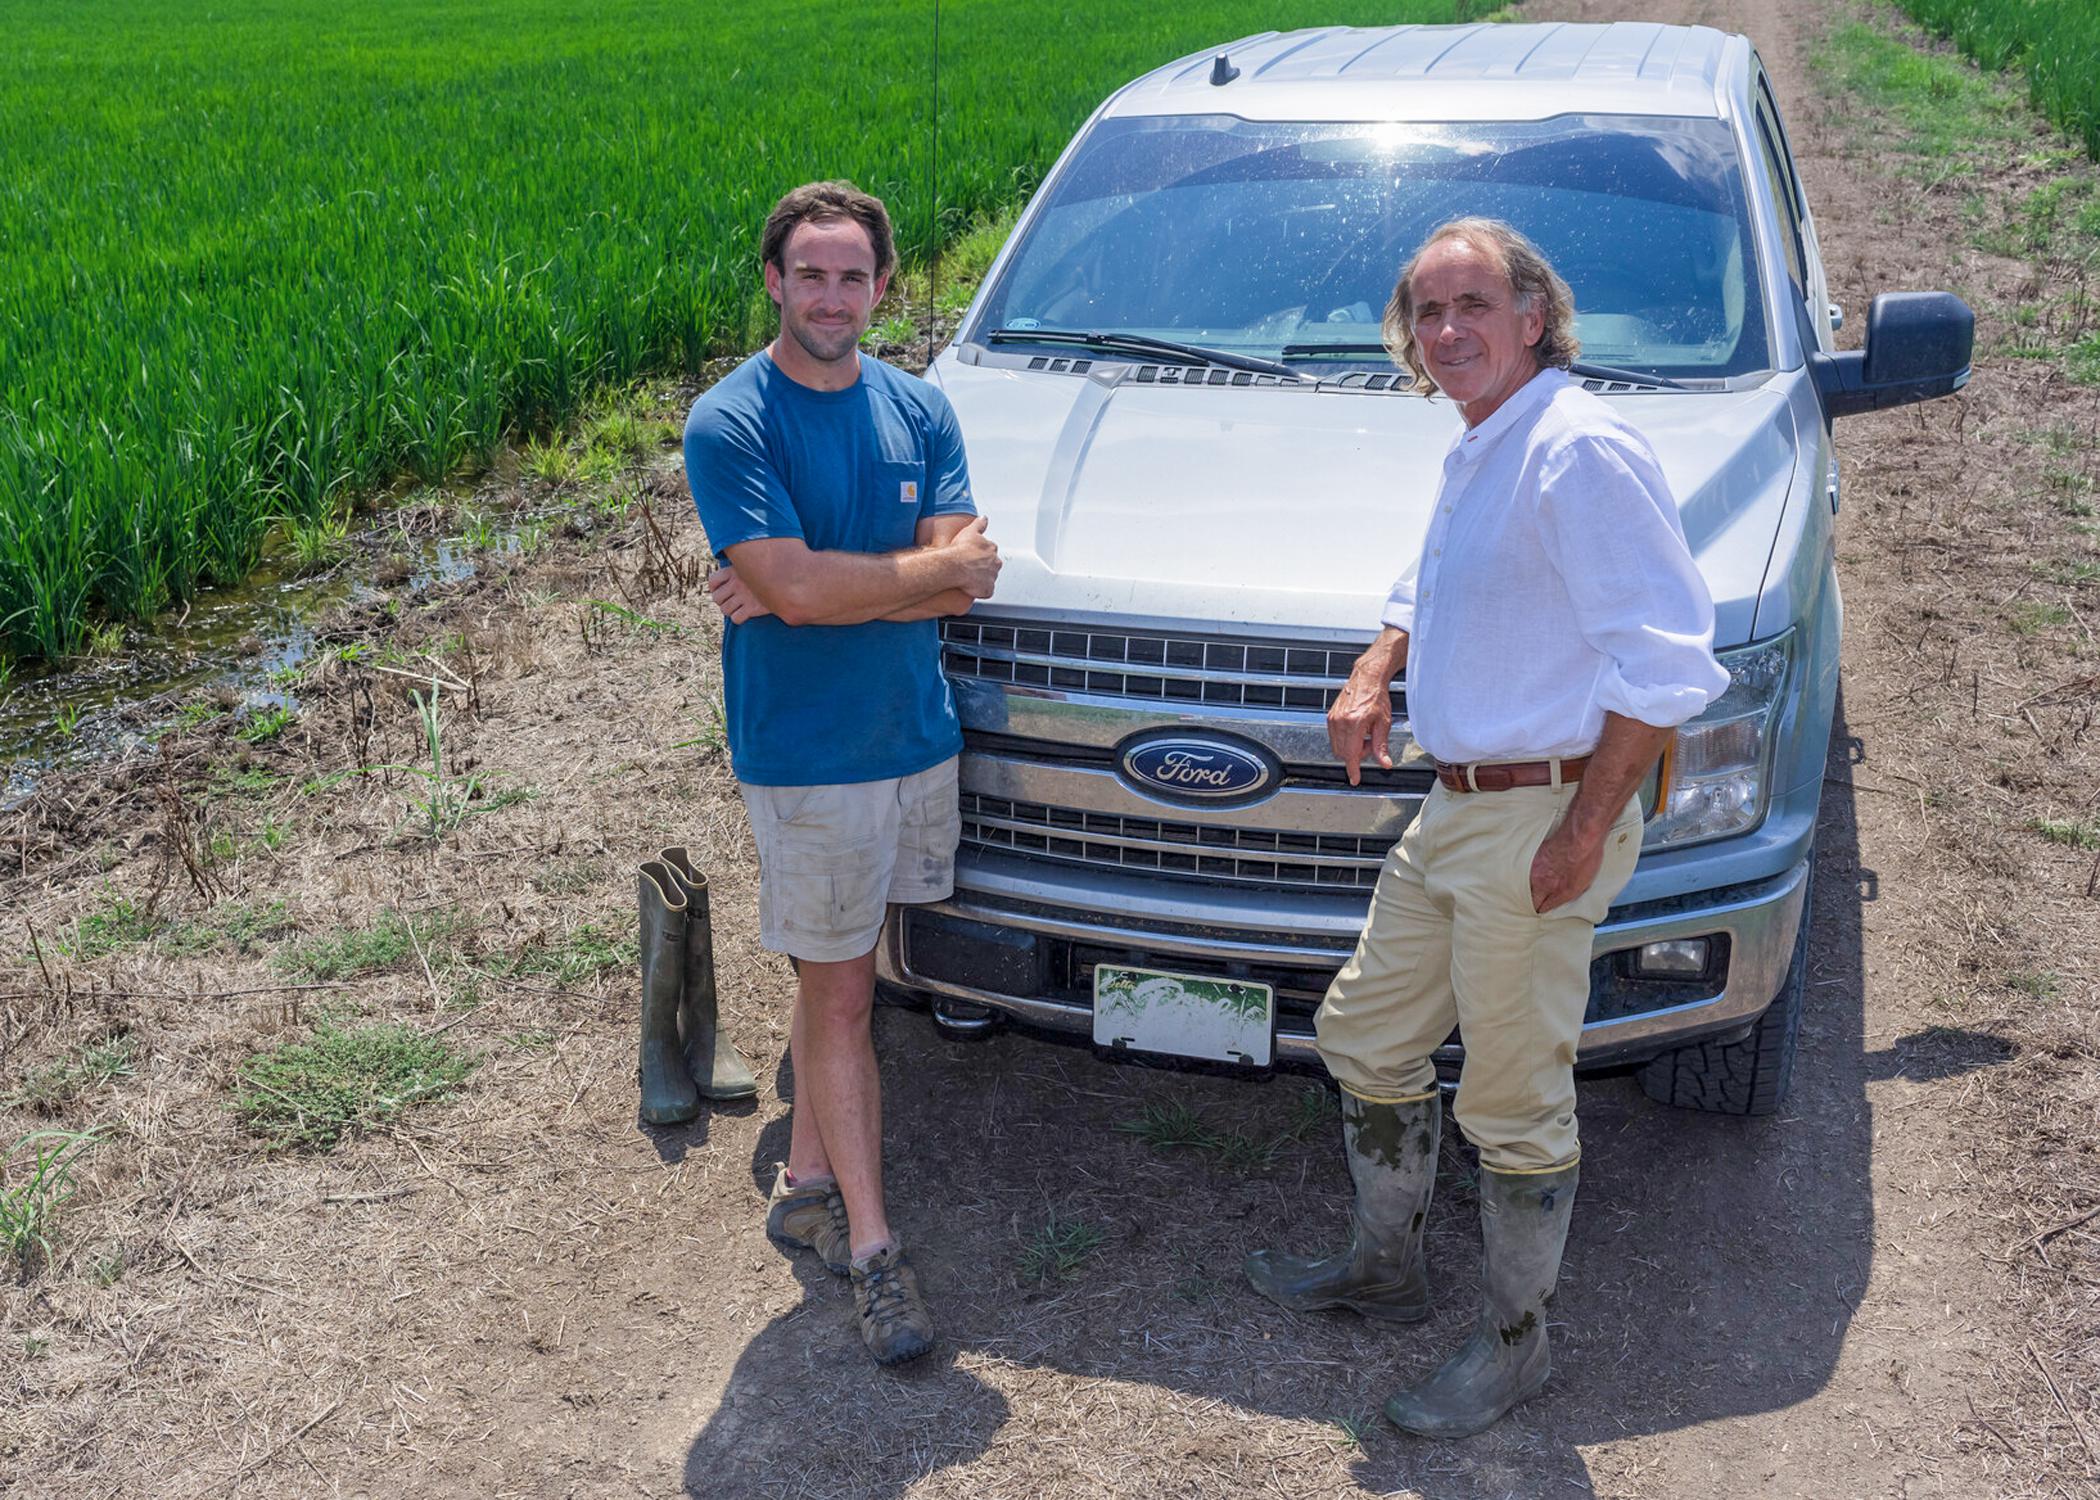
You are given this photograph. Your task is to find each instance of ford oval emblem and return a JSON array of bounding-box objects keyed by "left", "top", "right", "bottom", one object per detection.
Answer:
[{"left": 1119, "top": 734, "right": 1276, "bottom": 804}]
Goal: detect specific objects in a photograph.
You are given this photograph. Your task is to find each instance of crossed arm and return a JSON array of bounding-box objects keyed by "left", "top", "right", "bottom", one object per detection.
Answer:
[{"left": 707, "top": 513, "right": 997, "bottom": 627}]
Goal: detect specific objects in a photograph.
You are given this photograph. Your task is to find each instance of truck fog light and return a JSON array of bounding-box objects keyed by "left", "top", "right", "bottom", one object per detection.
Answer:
[{"left": 1634, "top": 938, "right": 1710, "bottom": 978}]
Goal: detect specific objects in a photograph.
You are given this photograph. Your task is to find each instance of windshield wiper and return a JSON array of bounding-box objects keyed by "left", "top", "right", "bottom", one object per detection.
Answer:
[
  {"left": 1280, "top": 341, "right": 1390, "bottom": 357},
  {"left": 986, "top": 328, "right": 1299, "bottom": 379},
  {"left": 1567, "top": 360, "right": 1685, "bottom": 390},
  {"left": 1279, "top": 343, "right": 1687, "bottom": 392}
]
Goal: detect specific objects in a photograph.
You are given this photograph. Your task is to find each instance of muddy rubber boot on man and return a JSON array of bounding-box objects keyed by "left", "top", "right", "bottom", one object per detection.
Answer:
[
  {"left": 1384, "top": 1162, "right": 1579, "bottom": 1439},
  {"left": 636, "top": 861, "right": 701, "bottom": 1125},
  {"left": 658, "top": 846, "right": 757, "bottom": 1101},
  {"left": 1244, "top": 1090, "right": 1439, "bottom": 1323}
]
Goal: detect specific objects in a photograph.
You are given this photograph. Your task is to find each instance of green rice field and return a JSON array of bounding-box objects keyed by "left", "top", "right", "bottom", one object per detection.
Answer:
[
  {"left": 1894, "top": 0, "right": 2100, "bottom": 157},
  {"left": 0, "top": 0, "right": 1478, "bottom": 668}
]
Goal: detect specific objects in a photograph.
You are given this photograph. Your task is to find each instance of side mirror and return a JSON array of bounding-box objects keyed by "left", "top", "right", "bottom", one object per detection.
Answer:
[{"left": 1811, "top": 291, "right": 1972, "bottom": 421}]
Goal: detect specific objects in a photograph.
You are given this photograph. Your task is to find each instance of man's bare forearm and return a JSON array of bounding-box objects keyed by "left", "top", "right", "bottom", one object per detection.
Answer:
[
  {"left": 1356, "top": 625, "right": 1409, "bottom": 682},
  {"left": 879, "top": 588, "right": 975, "bottom": 623},
  {"left": 1565, "top": 712, "right": 1673, "bottom": 842},
  {"left": 773, "top": 548, "right": 971, "bottom": 625},
  {"left": 726, "top": 518, "right": 998, "bottom": 626}
]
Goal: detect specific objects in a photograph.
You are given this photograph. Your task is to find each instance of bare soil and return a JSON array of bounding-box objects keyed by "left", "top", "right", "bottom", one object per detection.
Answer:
[{"left": 4, "top": 1, "right": 2096, "bottom": 1496}]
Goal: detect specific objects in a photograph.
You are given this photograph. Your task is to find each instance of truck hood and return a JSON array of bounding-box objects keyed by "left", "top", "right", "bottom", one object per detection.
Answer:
[{"left": 933, "top": 357, "right": 1799, "bottom": 648}]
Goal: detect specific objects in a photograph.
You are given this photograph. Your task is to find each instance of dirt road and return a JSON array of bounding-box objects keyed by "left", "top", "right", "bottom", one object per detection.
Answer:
[{"left": 5, "top": 0, "right": 2095, "bottom": 1496}]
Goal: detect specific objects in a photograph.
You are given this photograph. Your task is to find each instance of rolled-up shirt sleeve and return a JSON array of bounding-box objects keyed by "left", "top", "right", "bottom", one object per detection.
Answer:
[
  {"left": 1535, "top": 433, "right": 1731, "bottom": 729},
  {"left": 1381, "top": 556, "right": 1419, "bottom": 633}
]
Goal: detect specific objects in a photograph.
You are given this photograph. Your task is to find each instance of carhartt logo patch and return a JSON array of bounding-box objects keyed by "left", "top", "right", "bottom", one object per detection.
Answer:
[{"left": 899, "top": 480, "right": 919, "bottom": 504}]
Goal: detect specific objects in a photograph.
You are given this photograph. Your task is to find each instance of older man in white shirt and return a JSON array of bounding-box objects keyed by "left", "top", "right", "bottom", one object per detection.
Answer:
[{"left": 1246, "top": 218, "right": 1729, "bottom": 1439}]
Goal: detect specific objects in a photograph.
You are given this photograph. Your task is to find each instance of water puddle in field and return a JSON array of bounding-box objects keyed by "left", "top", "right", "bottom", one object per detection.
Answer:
[{"left": 0, "top": 473, "right": 554, "bottom": 810}]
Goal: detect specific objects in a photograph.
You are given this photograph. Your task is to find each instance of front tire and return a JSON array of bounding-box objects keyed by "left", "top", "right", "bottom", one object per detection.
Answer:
[{"left": 1635, "top": 869, "right": 1810, "bottom": 1117}]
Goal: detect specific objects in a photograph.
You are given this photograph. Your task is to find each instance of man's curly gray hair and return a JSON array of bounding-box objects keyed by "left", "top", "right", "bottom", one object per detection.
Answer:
[{"left": 1381, "top": 217, "right": 1579, "bottom": 398}]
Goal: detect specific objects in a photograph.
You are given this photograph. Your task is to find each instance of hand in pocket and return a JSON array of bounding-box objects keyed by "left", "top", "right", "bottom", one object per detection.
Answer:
[{"left": 1527, "top": 821, "right": 1607, "bottom": 914}]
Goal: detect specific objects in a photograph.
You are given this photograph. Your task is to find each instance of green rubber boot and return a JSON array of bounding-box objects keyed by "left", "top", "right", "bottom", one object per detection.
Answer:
[
  {"left": 1384, "top": 1162, "right": 1579, "bottom": 1439},
  {"left": 1244, "top": 1091, "right": 1439, "bottom": 1324},
  {"left": 660, "top": 846, "right": 757, "bottom": 1102},
  {"left": 637, "top": 861, "right": 701, "bottom": 1125}
]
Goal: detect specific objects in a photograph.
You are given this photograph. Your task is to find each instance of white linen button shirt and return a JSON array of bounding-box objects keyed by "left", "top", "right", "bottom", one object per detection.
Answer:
[{"left": 1383, "top": 367, "right": 1730, "bottom": 765}]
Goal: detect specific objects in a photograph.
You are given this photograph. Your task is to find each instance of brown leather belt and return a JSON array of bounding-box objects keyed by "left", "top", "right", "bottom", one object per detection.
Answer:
[{"left": 1434, "top": 755, "right": 1592, "bottom": 793}]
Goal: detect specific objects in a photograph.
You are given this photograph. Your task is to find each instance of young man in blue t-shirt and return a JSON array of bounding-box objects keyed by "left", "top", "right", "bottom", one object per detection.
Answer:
[{"left": 683, "top": 181, "right": 1000, "bottom": 1365}]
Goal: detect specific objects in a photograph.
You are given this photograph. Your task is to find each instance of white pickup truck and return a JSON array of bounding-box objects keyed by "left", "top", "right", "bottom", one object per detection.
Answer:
[{"left": 878, "top": 21, "right": 1971, "bottom": 1114}]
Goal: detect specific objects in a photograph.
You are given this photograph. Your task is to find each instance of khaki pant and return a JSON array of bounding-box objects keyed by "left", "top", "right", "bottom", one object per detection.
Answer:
[{"left": 1313, "top": 780, "right": 1643, "bottom": 1173}]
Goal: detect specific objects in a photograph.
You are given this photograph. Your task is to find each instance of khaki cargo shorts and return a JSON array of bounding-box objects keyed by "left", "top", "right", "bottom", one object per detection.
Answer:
[{"left": 737, "top": 756, "right": 961, "bottom": 963}]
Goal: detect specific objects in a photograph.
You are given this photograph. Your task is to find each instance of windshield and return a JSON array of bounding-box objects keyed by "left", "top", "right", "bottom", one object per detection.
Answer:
[{"left": 969, "top": 113, "right": 1770, "bottom": 381}]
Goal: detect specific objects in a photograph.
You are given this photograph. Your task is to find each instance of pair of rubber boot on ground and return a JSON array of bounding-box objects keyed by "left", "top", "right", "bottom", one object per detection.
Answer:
[
  {"left": 637, "top": 848, "right": 756, "bottom": 1123},
  {"left": 1245, "top": 1091, "right": 1578, "bottom": 1440}
]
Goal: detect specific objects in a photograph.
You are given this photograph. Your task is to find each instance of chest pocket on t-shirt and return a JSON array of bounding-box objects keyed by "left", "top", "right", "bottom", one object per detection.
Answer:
[{"left": 867, "top": 460, "right": 926, "bottom": 552}]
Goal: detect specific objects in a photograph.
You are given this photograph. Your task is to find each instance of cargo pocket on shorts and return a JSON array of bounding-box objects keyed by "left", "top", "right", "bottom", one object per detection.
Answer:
[
  {"left": 774, "top": 840, "right": 888, "bottom": 955},
  {"left": 892, "top": 760, "right": 960, "bottom": 902}
]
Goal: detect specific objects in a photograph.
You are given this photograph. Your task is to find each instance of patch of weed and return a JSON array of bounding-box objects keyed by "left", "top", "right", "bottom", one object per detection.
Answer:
[
  {"left": 233, "top": 1022, "right": 475, "bottom": 1152},
  {"left": 2006, "top": 970, "right": 2060, "bottom": 1000},
  {"left": 863, "top": 313, "right": 918, "bottom": 348},
  {"left": 6, "top": 1036, "right": 136, "bottom": 1115},
  {"left": 503, "top": 923, "right": 637, "bottom": 986},
  {"left": 284, "top": 509, "right": 350, "bottom": 575},
  {"left": 0, "top": 1129, "right": 101, "bottom": 1275},
  {"left": 88, "top": 1244, "right": 126, "bottom": 1286},
  {"left": 2009, "top": 601, "right": 2071, "bottom": 635},
  {"left": 275, "top": 907, "right": 463, "bottom": 982},
  {"left": 1282, "top": 1082, "right": 1334, "bottom": 1142},
  {"left": 1115, "top": 1099, "right": 1219, "bottom": 1152},
  {"left": 237, "top": 706, "right": 294, "bottom": 743},
  {"left": 173, "top": 700, "right": 222, "bottom": 731},
  {"left": 1326, "top": 1411, "right": 1375, "bottom": 1453},
  {"left": 56, "top": 893, "right": 163, "bottom": 960},
  {"left": 2028, "top": 815, "right": 2100, "bottom": 850},
  {"left": 208, "top": 764, "right": 282, "bottom": 799},
  {"left": 1017, "top": 1210, "right": 1106, "bottom": 1284},
  {"left": 162, "top": 899, "right": 296, "bottom": 957},
  {"left": 523, "top": 435, "right": 578, "bottom": 485}
]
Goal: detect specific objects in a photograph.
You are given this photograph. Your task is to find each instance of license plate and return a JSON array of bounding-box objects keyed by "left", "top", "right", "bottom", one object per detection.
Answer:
[{"left": 1091, "top": 964, "right": 1274, "bottom": 1067}]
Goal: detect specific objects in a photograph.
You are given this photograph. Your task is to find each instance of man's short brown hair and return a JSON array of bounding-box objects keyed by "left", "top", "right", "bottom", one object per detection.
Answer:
[
  {"left": 1382, "top": 217, "right": 1580, "bottom": 398},
  {"left": 760, "top": 181, "right": 898, "bottom": 280}
]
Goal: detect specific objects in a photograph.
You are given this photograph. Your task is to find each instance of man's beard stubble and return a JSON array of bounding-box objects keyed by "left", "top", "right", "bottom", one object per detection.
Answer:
[{"left": 786, "top": 313, "right": 861, "bottom": 367}]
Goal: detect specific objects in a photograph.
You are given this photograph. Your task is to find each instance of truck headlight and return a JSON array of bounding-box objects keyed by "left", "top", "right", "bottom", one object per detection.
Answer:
[{"left": 1644, "top": 632, "right": 1793, "bottom": 849}]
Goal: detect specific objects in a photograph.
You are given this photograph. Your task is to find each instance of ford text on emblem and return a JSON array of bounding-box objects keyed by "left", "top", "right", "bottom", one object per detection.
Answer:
[{"left": 1120, "top": 734, "right": 1276, "bottom": 803}]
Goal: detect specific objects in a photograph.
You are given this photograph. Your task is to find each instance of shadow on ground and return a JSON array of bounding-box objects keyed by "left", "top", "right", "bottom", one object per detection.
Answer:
[{"left": 679, "top": 707, "right": 2004, "bottom": 1497}]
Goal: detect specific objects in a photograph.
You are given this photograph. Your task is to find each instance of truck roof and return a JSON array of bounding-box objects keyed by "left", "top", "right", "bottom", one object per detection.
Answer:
[{"left": 1106, "top": 23, "right": 1745, "bottom": 123}]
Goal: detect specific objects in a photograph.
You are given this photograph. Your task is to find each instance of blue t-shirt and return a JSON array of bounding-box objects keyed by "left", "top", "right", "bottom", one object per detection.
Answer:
[{"left": 683, "top": 351, "right": 977, "bottom": 787}]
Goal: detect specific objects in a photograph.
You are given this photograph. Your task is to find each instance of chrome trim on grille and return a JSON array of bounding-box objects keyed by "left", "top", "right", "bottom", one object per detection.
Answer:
[
  {"left": 963, "top": 753, "right": 1425, "bottom": 838},
  {"left": 942, "top": 618, "right": 1403, "bottom": 715},
  {"left": 962, "top": 791, "right": 1391, "bottom": 893}
]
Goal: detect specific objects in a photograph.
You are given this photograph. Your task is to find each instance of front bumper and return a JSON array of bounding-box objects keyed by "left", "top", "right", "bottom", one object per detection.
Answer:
[{"left": 876, "top": 854, "right": 1810, "bottom": 1072}]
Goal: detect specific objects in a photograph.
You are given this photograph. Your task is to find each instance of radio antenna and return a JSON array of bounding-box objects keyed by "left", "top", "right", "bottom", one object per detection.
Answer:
[{"left": 926, "top": 0, "right": 941, "bottom": 371}]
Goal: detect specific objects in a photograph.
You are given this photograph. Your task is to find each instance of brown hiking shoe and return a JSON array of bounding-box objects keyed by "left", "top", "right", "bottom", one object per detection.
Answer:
[
  {"left": 765, "top": 1166, "right": 850, "bottom": 1276},
  {"left": 850, "top": 1242, "right": 935, "bottom": 1365}
]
